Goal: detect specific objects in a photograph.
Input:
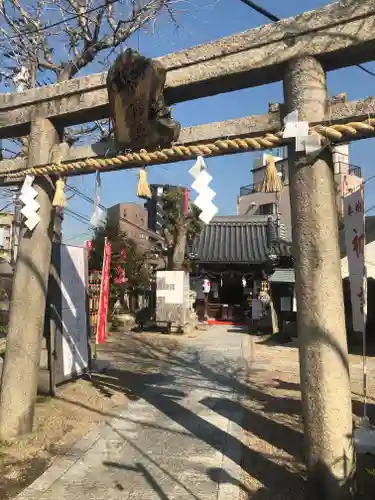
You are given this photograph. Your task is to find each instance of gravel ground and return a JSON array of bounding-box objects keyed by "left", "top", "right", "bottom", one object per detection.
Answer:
[
  {"left": 240, "top": 335, "right": 375, "bottom": 499},
  {"left": 0, "top": 329, "right": 180, "bottom": 499}
]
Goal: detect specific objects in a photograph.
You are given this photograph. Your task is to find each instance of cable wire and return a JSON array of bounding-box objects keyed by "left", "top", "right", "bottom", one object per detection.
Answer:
[
  {"left": 66, "top": 182, "right": 164, "bottom": 241},
  {"left": 238, "top": 0, "right": 279, "bottom": 22},
  {"left": 64, "top": 231, "right": 91, "bottom": 242},
  {"left": 238, "top": 1, "right": 375, "bottom": 79},
  {"left": 0, "top": 201, "right": 14, "bottom": 212}
]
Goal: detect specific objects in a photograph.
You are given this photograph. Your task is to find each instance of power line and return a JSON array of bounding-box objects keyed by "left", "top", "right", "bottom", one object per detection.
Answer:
[
  {"left": 365, "top": 203, "right": 375, "bottom": 214},
  {"left": 66, "top": 182, "right": 164, "bottom": 242},
  {"left": 64, "top": 207, "right": 92, "bottom": 225},
  {"left": 66, "top": 184, "right": 107, "bottom": 211},
  {"left": 64, "top": 231, "right": 91, "bottom": 242},
  {"left": 238, "top": 1, "right": 375, "bottom": 79},
  {"left": 0, "top": 201, "right": 14, "bottom": 212},
  {"left": 238, "top": 0, "right": 279, "bottom": 22}
]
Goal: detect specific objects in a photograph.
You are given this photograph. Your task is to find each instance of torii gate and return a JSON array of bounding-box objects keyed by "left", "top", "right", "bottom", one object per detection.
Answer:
[{"left": 0, "top": 1, "right": 374, "bottom": 497}]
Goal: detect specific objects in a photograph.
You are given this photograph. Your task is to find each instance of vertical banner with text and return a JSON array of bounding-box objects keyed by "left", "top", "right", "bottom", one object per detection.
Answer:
[
  {"left": 96, "top": 239, "right": 111, "bottom": 344},
  {"left": 343, "top": 176, "right": 366, "bottom": 334}
]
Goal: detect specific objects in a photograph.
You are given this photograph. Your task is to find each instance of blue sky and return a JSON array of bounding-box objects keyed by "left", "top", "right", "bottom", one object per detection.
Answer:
[{"left": 60, "top": 0, "right": 375, "bottom": 245}]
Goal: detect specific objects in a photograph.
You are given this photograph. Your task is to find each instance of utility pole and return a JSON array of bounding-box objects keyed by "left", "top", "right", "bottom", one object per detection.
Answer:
[
  {"left": 10, "top": 188, "right": 22, "bottom": 269},
  {"left": 284, "top": 57, "right": 355, "bottom": 499},
  {"left": 0, "top": 118, "right": 62, "bottom": 438}
]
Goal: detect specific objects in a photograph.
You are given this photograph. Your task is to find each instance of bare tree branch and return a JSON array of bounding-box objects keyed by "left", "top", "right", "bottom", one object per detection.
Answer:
[{"left": 0, "top": 0, "right": 181, "bottom": 155}]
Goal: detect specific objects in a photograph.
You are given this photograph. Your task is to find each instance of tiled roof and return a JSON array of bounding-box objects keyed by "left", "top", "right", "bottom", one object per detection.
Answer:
[{"left": 194, "top": 216, "right": 292, "bottom": 264}]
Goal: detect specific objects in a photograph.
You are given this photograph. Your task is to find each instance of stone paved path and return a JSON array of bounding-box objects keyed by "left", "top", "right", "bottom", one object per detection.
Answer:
[{"left": 17, "top": 326, "right": 250, "bottom": 500}]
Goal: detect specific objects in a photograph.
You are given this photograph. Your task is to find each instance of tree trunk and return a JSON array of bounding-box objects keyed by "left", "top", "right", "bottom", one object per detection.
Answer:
[
  {"left": 166, "top": 248, "right": 174, "bottom": 271},
  {"left": 171, "top": 226, "right": 188, "bottom": 270}
]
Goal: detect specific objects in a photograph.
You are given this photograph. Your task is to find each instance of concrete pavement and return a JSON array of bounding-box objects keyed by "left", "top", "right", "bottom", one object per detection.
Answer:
[{"left": 16, "top": 326, "right": 251, "bottom": 500}]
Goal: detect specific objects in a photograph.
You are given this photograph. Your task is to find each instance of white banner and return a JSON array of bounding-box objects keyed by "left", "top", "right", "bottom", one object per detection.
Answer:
[
  {"left": 343, "top": 179, "right": 366, "bottom": 333},
  {"left": 60, "top": 245, "right": 89, "bottom": 378}
]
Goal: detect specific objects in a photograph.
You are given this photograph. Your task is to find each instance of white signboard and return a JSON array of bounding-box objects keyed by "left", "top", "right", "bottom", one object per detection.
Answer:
[
  {"left": 156, "top": 270, "right": 189, "bottom": 325},
  {"left": 343, "top": 180, "right": 366, "bottom": 333},
  {"left": 156, "top": 270, "right": 184, "bottom": 305},
  {"left": 56, "top": 245, "right": 89, "bottom": 382}
]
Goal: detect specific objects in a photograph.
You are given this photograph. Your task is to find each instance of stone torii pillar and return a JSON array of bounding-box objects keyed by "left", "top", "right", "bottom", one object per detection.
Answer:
[
  {"left": 284, "top": 57, "right": 355, "bottom": 499},
  {"left": 0, "top": 118, "right": 62, "bottom": 438}
]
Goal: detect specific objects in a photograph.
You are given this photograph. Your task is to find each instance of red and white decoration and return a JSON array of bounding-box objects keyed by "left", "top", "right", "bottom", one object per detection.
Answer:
[{"left": 96, "top": 239, "right": 111, "bottom": 344}]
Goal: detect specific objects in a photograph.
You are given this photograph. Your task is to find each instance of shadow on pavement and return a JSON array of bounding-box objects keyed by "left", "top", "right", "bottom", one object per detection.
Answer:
[
  {"left": 87, "top": 336, "right": 308, "bottom": 499},
  {"left": 57, "top": 329, "right": 368, "bottom": 499},
  {"left": 103, "top": 461, "right": 170, "bottom": 500},
  {"left": 200, "top": 396, "right": 304, "bottom": 462},
  {"left": 206, "top": 467, "right": 250, "bottom": 494}
]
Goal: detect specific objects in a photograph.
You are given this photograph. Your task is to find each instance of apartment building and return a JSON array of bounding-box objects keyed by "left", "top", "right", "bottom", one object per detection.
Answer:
[
  {"left": 107, "top": 202, "right": 149, "bottom": 249},
  {"left": 0, "top": 211, "right": 14, "bottom": 261},
  {"left": 237, "top": 144, "right": 350, "bottom": 240},
  {"left": 144, "top": 184, "right": 188, "bottom": 234}
]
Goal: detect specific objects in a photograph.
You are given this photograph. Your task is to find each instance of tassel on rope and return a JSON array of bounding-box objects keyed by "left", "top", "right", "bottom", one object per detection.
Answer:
[
  {"left": 136, "top": 167, "right": 152, "bottom": 199},
  {"left": 52, "top": 177, "right": 66, "bottom": 208},
  {"left": 255, "top": 155, "right": 283, "bottom": 194}
]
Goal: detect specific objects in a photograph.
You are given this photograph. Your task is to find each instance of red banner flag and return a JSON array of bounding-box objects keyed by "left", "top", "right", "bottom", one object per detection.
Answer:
[{"left": 96, "top": 239, "right": 111, "bottom": 344}]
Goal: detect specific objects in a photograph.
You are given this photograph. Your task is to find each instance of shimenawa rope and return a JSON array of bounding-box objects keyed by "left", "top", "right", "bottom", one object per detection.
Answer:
[{"left": 3, "top": 117, "right": 375, "bottom": 181}]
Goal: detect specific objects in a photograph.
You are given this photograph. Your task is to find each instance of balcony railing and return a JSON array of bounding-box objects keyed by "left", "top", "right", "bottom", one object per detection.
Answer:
[
  {"left": 239, "top": 182, "right": 261, "bottom": 196},
  {"left": 336, "top": 161, "right": 362, "bottom": 178},
  {"left": 241, "top": 164, "right": 362, "bottom": 197},
  {"left": 348, "top": 165, "right": 362, "bottom": 178}
]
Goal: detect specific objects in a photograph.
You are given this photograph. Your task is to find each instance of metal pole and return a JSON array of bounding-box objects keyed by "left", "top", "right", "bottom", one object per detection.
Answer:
[
  {"left": 10, "top": 189, "right": 22, "bottom": 269},
  {"left": 284, "top": 57, "right": 355, "bottom": 499}
]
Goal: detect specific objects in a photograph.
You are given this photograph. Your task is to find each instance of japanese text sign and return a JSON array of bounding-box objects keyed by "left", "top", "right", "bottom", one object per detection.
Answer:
[{"left": 343, "top": 181, "right": 366, "bottom": 334}]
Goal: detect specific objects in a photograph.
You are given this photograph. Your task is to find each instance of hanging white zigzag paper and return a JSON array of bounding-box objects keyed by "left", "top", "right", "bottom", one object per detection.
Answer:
[
  {"left": 189, "top": 157, "right": 218, "bottom": 224},
  {"left": 20, "top": 175, "right": 41, "bottom": 231}
]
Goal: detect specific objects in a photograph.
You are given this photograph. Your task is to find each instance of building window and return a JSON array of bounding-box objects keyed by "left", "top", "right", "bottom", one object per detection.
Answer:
[{"left": 259, "top": 203, "right": 275, "bottom": 215}]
